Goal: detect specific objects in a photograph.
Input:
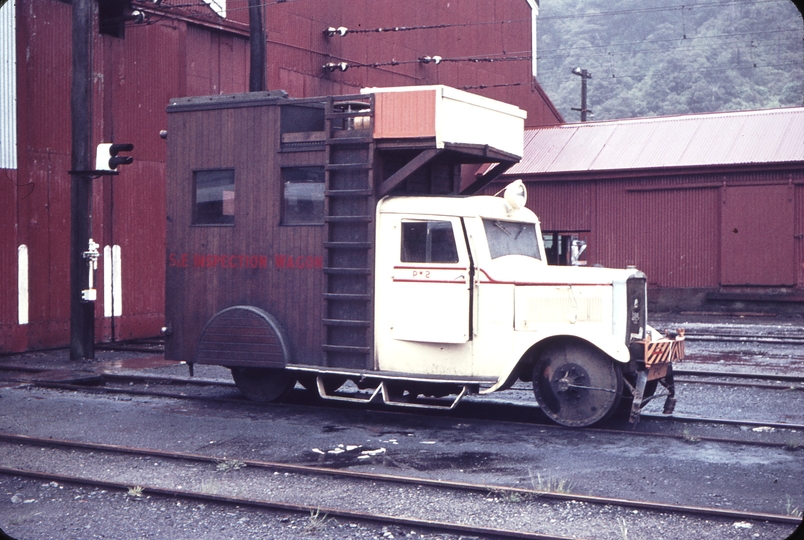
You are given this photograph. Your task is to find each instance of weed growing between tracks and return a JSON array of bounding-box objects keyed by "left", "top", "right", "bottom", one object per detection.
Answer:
[
  {"left": 617, "top": 517, "right": 629, "bottom": 540},
  {"left": 681, "top": 429, "right": 701, "bottom": 444},
  {"left": 783, "top": 440, "right": 804, "bottom": 451},
  {"left": 215, "top": 459, "right": 246, "bottom": 473},
  {"left": 529, "top": 470, "right": 575, "bottom": 494},
  {"left": 786, "top": 496, "right": 803, "bottom": 518},
  {"left": 305, "top": 508, "right": 331, "bottom": 532}
]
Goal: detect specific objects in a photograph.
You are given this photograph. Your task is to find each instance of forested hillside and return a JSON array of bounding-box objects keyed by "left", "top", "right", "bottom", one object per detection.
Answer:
[{"left": 537, "top": 0, "right": 804, "bottom": 121}]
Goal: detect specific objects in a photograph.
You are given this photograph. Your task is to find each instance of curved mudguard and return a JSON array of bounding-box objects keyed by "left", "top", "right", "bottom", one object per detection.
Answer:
[
  {"left": 482, "top": 331, "right": 632, "bottom": 394},
  {"left": 194, "top": 305, "right": 292, "bottom": 368}
]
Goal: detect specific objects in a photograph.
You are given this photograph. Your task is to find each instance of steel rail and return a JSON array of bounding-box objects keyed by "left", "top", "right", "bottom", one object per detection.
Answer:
[
  {"left": 0, "top": 365, "right": 233, "bottom": 388},
  {"left": 674, "top": 369, "right": 804, "bottom": 383},
  {"left": 674, "top": 377, "right": 804, "bottom": 390},
  {"left": 0, "top": 431, "right": 799, "bottom": 526},
  {"left": 102, "top": 372, "right": 234, "bottom": 387},
  {"left": 28, "top": 380, "right": 246, "bottom": 403},
  {"left": 640, "top": 413, "right": 804, "bottom": 431},
  {"left": 0, "top": 465, "right": 575, "bottom": 540},
  {"left": 19, "top": 380, "right": 804, "bottom": 444},
  {"left": 682, "top": 335, "right": 804, "bottom": 345}
]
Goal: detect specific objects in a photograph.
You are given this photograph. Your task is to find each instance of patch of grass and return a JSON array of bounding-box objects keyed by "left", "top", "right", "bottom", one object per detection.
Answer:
[
  {"left": 786, "top": 496, "right": 803, "bottom": 518},
  {"left": 529, "top": 470, "right": 574, "bottom": 494},
  {"left": 305, "top": 508, "right": 331, "bottom": 531},
  {"left": 783, "top": 441, "right": 803, "bottom": 452},
  {"left": 681, "top": 430, "right": 701, "bottom": 444},
  {"left": 216, "top": 459, "right": 246, "bottom": 473},
  {"left": 487, "top": 489, "right": 534, "bottom": 503},
  {"left": 127, "top": 486, "right": 144, "bottom": 498},
  {"left": 199, "top": 479, "right": 221, "bottom": 494},
  {"left": 617, "top": 517, "right": 629, "bottom": 540}
]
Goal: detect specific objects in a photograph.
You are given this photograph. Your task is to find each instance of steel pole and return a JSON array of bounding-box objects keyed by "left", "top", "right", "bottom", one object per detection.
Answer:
[{"left": 70, "top": 0, "right": 94, "bottom": 360}]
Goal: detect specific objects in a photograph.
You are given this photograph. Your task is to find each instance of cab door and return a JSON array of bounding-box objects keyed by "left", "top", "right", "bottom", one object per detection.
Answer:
[
  {"left": 389, "top": 218, "right": 472, "bottom": 343},
  {"left": 374, "top": 214, "right": 473, "bottom": 376}
]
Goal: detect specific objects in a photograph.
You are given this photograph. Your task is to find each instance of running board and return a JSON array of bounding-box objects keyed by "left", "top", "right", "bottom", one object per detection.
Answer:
[
  {"left": 316, "top": 377, "right": 383, "bottom": 404},
  {"left": 316, "top": 377, "right": 470, "bottom": 411}
]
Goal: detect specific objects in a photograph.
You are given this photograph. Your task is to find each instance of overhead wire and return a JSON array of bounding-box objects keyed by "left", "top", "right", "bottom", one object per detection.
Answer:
[{"left": 126, "top": 0, "right": 801, "bottom": 91}]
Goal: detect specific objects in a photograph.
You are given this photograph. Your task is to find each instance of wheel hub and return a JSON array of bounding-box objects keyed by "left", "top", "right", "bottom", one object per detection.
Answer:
[{"left": 552, "top": 365, "right": 589, "bottom": 395}]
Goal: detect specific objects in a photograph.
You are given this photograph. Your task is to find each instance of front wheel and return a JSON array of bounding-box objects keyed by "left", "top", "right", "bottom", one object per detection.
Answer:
[
  {"left": 532, "top": 342, "right": 623, "bottom": 427},
  {"left": 231, "top": 367, "right": 296, "bottom": 402}
]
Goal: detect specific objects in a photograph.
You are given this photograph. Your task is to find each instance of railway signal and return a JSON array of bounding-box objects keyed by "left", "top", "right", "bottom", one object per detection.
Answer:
[{"left": 96, "top": 142, "right": 134, "bottom": 172}]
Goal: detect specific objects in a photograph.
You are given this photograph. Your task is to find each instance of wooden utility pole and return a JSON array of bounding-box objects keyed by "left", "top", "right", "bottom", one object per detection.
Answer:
[
  {"left": 571, "top": 67, "right": 592, "bottom": 122},
  {"left": 248, "top": 0, "right": 266, "bottom": 91},
  {"left": 70, "top": 0, "right": 95, "bottom": 360}
]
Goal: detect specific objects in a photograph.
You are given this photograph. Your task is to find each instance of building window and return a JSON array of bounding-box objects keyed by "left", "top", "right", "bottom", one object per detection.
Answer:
[
  {"left": 543, "top": 231, "right": 588, "bottom": 266},
  {"left": 401, "top": 220, "right": 459, "bottom": 263},
  {"left": 194, "top": 169, "right": 235, "bottom": 225},
  {"left": 282, "top": 167, "right": 325, "bottom": 225}
]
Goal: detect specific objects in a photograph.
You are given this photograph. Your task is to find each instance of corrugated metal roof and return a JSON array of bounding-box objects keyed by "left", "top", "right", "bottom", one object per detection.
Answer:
[{"left": 509, "top": 107, "right": 804, "bottom": 175}]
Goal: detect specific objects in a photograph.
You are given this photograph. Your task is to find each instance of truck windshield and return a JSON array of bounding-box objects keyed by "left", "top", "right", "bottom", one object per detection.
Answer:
[{"left": 482, "top": 219, "right": 541, "bottom": 260}]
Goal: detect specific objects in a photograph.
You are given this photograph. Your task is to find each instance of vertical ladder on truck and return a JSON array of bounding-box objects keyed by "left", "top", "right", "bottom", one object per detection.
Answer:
[{"left": 321, "top": 96, "right": 376, "bottom": 370}]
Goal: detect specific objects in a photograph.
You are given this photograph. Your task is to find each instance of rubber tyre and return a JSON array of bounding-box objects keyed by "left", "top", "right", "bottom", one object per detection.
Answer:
[{"left": 231, "top": 367, "right": 296, "bottom": 402}]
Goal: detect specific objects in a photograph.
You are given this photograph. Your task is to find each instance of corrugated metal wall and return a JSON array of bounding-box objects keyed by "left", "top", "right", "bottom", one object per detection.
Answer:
[
  {"left": 0, "top": 0, "right": 19, "bottom": 350},
  {"left": 513, "top": 169, "right": 804, "bottom": 294},
  {"left": 5, "top": 0, "right": 251, "bottom": 351},
  {"left": 4, "top": 0, "right": 560, "bottom": 352},
  {"left": 264, "top": 0, "right": 561, "bottom": 127},
  {"left": 596, "top": 177, "right": 721, "bottom": 289}
]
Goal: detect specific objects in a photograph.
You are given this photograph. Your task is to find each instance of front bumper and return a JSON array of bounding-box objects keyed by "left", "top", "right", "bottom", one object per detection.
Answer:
[
  {"left": 637, "top": 328, "right": 685, "bottom": 380},
  {"left": 626, "top": 328, "right": 685, "bottom": 422}
]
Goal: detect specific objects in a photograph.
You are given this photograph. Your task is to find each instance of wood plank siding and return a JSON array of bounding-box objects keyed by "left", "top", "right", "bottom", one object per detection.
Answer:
[{"left": 165, "top": 94, "right": 329, "bottom": 365}]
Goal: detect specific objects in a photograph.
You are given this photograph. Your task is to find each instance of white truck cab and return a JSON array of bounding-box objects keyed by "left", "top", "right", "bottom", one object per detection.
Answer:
[{"left": 369, "top": 181, "right": 683, "bottom": 426}]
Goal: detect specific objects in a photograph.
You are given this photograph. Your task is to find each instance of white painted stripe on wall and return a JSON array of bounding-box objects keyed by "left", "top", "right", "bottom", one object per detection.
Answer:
[
  {"left": 18, "top": 244, "right": 28, "bottom": 325},
  {"left": 525, "top": 0, "right": 538, "bottom": 78},
  {"left": 203, "top": 0, "right": 226, "bottom": 18},
  {"left": 0, "top": 0, "right": 17, "bottom": 169},
  {"left": 103, "top": 245, "right": 123, "bottom": 317}
]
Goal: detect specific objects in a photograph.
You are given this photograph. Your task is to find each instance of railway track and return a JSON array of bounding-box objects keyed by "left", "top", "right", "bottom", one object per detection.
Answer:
[
  {"left": 3, "top": 373, "right": 802, "bottom": 452},
  {"left": 5, "top": 320, "right": 802, "bottom": 363},
  {"left": 2, "top": 356, "right": 802, "bottom": 540},
  {"left": 674, "top": 368, "right": 804, "bottom": 385},
  {"left": 3, "top": 360, "right": 803, "bottom": 391},
  {"left": 0, "top": 431, "right": 799, "bottom": 540}
]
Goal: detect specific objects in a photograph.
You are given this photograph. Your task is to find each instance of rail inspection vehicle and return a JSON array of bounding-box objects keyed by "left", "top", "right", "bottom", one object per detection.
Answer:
[{"left": 163, "top": 85, "right": 684, "bottom": 427}]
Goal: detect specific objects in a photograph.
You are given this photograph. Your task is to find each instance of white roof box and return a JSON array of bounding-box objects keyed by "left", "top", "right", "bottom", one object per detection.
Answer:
[{"left": 362, "top": 85, "right": 526, "bottom": 159}]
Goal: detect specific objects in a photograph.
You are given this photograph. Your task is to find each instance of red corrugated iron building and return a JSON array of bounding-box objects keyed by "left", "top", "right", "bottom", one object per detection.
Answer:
[
  {"left": 1, "top": 0, "right": 561, "bottom": 352},
  {"left": 491, "top": 108, "right": 804, "bottom": 314}
]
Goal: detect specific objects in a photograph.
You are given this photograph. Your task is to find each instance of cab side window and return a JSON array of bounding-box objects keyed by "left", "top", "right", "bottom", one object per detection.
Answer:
[
  {"left": 193, "top": 169, "right": 235, "bottom": 225},
  {"left": 401, "top": 220, "right": 459, "bottom": 263},
  {"left": 282, "top": 167, "right": 325, "bottom": 225}
]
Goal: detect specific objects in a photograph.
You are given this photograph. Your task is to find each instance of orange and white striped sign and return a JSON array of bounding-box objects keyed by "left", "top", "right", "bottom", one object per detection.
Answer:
[{"left": 641, "top": 329, "right": 685, "bottom": 367}]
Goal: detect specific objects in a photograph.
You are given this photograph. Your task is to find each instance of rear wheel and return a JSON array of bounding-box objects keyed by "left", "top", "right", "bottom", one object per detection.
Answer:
[
  {"left": 231, "top": 367, "right": 296, "bottom": 402},
  {"left": 532, "top": 341, "right": 623, "bottom": 427}
]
